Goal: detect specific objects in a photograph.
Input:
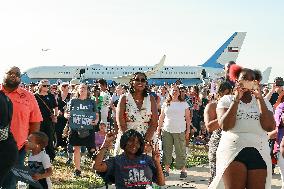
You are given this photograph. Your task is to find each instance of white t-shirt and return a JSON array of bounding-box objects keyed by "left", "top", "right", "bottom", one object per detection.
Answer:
[
  {"left": 162, "top": 101, "right": 189, "bottom": 133},
  {"left": 28, "top": 151, "right": 52, "bottom": 189},
  {"left": 217, "top": 95, "right": 273, "bottom": 135},
  {"left": 209, "top": 95, "right": 274, "bottom": 189}
]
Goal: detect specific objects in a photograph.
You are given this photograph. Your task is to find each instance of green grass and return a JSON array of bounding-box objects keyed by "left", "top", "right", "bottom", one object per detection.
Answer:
[
  {"left": 52, "top": 155, "right": 104, "bottom": 189},
  {"left": 51, "top": 144, "right": 209, "bottom": 188},
  {"left": 187, "top": 144, "right": 209, "bottom": 167}
]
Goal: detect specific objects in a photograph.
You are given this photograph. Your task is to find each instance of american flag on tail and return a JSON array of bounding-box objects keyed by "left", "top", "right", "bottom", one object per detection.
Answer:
[{"left": 228, "top": 47, "right": 239, "bottom": 52}]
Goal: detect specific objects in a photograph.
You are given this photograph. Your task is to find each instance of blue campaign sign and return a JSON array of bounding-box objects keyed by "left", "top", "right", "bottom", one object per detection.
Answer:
[
  {"left": 11, "top": 166, "right": 43, "bottom": 189},
  {"left": 69, "top": 110, "right": 95, "bottom": 130}
]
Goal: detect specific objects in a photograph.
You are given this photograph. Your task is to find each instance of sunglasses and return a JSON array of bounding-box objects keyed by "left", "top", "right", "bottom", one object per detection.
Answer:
[
  {"left": 42, "top": 85, "right": 50, "bottom": 87},
  {"left": 134, "top": 78, "right": 146, "bottom": 83}
]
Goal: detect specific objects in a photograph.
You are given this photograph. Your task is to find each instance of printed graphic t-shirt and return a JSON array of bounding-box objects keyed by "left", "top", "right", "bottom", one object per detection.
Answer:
[
  {"left": 105, "top": 153, "right": 157, "bottom": 188},
  {"left": 28, "top": 151, "right": 52, "bottom": 189}
]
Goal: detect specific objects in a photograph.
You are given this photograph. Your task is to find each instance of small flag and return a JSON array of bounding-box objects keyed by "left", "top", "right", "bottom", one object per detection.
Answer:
[{"left": 228, "top": 47, "right": 239, "bottom": 52}]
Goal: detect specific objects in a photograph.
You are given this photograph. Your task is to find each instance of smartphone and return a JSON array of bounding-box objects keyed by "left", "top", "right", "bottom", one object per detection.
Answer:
[{"left": 239, "top": 80, "right": 258, "bottom": 90}]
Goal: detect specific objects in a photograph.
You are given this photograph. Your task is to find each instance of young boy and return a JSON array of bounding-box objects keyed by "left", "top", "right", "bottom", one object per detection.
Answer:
[{"left": 25, "top": 132, "right": 53, "bottom": 189}]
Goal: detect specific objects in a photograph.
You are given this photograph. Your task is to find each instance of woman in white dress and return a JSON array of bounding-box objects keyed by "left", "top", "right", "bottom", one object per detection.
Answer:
[
  {"left": 209, "top": 65, "right": 275, "bottom": 189},
  {"left": 115, "top": 72, "right": 159, "bottom": 154}
]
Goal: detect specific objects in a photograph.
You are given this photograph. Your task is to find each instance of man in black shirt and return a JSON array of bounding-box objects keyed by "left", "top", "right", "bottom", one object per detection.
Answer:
[{"left": 0, "top": 91, "right": 18, "bottom": 187}]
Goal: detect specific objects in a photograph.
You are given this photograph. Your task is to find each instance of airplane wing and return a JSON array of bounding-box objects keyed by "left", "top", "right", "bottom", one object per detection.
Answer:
[
  {"left": 261, "top": 67, "right": 272, "bottom": 84},
  {"left": 113, "top": 55, "right": 166, "bottom": 83},
  {"left": 144, "top": 55, "right": 166, "bottom": 77}
]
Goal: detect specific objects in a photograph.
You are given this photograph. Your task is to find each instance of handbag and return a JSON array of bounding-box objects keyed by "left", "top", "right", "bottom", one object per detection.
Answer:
[{"left": 36, "top": 94, "right": 57, "bottom": 123}]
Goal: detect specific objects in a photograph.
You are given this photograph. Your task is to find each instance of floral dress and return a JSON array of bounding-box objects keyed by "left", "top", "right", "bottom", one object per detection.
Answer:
[
  {"left": 114, "top": 93, "right": 152, "bottom": 155},
  {"left": 124, "top": 93, "right": 152, "bottom": 136}
]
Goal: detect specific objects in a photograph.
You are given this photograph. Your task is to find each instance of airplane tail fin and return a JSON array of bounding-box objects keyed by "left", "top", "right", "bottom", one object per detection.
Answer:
[
  {"left": 201, "top": 32, "right": 246, "bottom": 68},
  {"left": 261, "top": 67, "right": 272, "bottom": 84}
]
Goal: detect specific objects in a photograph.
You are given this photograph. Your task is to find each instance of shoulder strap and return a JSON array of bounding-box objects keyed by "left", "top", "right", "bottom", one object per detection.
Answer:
[{"left": 36, "top": 93, "right": 53, "bottom": 114}]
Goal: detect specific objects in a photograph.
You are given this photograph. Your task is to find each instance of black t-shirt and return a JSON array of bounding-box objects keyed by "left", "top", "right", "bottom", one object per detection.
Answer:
[
  {"left": 57, "top": 92, "right": 71, "bottom": 113},
  {"left": 104, "top": 154, "right": 157, "bottom": 188},
  {"left": 0, "top": 91, "right": 12, "bottom": 130},
  {"left": 35, "top": 93, "right": 58, "bottom": 120}
]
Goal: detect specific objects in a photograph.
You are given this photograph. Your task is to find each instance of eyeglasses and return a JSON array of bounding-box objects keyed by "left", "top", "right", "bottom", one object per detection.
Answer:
[
  {"left": 180, "top": 90, "right": 186, "bottom": 93},
  {"left": 134, "top": 78, "right": 146, "bottom": 83},
  {"left": 42, "top": 85, "right": 50, "bottom": 87}
]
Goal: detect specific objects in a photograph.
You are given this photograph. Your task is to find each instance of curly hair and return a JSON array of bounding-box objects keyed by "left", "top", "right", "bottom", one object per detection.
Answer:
[
  {"left": 229, "top": 65, "right": 261, "bottom": 82},
  {"left": 31, "top": 131, "right": 49, "bottom": 149},
  {"left": 253, "top": 69, "right": 262, "bottom": 82},
  {"left": 129, "top": 72, "right": 150, "bottom": 97},
  {"left": 120, "top": 129, "right": 145, "bottom": 156},
  {"left": 217, "top": 81, "right": 233, "bottom": 96}
]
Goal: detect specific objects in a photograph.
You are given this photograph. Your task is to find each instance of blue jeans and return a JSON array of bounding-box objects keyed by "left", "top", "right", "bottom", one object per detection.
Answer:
[{"left": 2, "top": 148, "right": 26, "bottom": 189}]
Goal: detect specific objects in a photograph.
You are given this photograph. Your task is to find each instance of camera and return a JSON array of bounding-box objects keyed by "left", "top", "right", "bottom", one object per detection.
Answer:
[
  {"left": 239, "top": 80, "right": 258, "bottom": 90},
  {"left": 275, "top": 77, "right": 284, "bottom": 87}
]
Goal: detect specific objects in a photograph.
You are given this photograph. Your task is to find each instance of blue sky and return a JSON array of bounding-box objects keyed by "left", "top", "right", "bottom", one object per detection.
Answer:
[{"left": 0, "top": 0, "right": 283, "bottom": 82}]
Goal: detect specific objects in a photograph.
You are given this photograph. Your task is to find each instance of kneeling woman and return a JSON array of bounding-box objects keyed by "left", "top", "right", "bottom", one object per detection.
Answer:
[
  {"left": 209, "top": 65, "right": 275, "bottom": 189},
  {"left": 94, "top": 129, "right": 165, "bottom": 188}
]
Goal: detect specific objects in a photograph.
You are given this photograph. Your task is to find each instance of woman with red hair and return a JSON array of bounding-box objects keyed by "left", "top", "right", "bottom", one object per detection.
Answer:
[{"left": 209, "top": 65, "right": 275, "bottom": 189}]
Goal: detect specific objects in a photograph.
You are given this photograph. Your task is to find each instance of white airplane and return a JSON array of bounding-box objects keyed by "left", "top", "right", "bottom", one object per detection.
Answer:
[
  {"left": 21, "top": 32, "right": 268, "bottom": 85},
  {"left": 261, "top": 67, "right": 272, "bottom": 84}
]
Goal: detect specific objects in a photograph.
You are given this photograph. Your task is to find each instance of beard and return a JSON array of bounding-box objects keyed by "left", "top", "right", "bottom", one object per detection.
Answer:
[{"left": 3, "top": 78, "right": 21, "bottom": 89}]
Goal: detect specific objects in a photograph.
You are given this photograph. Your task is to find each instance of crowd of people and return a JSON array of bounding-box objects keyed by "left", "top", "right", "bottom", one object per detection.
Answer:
[{"left": 1, "top": 63, "right": 284, "bottom": 188}]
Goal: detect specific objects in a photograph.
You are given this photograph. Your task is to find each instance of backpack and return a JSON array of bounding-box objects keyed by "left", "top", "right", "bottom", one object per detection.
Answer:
[{"left": 0, "top": 91, "right": 13, "bottom": 141}]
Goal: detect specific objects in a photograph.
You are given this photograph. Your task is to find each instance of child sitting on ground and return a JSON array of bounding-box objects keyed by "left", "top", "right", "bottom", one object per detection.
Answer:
[
  {"left": 194, "top": 122, "right": 210, "bottom": 145},
  {"left": 25, "top": 131, "right": 53, "bottom": 189}
]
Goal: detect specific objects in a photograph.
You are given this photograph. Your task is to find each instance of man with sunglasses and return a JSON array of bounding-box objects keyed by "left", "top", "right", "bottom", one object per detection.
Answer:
[{"left": 0, "top": 66, "right": 42, "bottom": 189}]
